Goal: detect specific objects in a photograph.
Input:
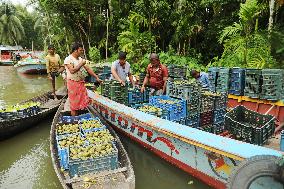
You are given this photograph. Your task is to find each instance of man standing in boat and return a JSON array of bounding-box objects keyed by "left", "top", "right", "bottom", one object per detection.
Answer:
[
  {"left": 141, "top": 53, "right": 168, "bottom": 95},
  {"left": 46, "top": 45, "right": 64, "bottom": 100},
  {"left": 111, "top": 51, "right": 135, "bottom": 86},
  {"left": 64, "top": 42, "right": 102, "bottom": 116}
]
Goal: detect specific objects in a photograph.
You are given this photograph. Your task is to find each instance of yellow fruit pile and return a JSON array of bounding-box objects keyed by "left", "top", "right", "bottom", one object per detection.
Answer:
[
  {"left": 81, "top": 119, "right": 104, "bottom": 130},
  {"left": 69, "top": 143, "right": 115, "bottom": 160},
  {"left": 158, "top": 99, "right": 180, "bottom": 105},
  {"left": 58, "top": 134, "right": 86, "bottom": 148},
  {"left": 138, "top": 105, "right": 161, "bottom": 113},
  {"left": 56, "top": 123, "right": 79, "bottom": 134},
  {"left": 203, "top": 91, "right": 221, "bottom": 96},
  {"left": 85, "top": 129, "right": 115, "bottom": 144}
]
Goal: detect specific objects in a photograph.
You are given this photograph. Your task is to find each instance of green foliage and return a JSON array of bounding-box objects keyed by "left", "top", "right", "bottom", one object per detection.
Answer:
[
  {"left": 214, "top": 0, "right": 278, "bottom": 69},
  {"left": 0, "top": 2, "right": 25, "bottom": 45},
  {"left": 88, "top": 46, "right": 101, "bottom": 63}
]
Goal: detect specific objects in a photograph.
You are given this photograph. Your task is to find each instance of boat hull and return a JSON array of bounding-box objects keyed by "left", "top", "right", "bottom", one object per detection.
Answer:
[
  {"left": 15, "top": 64, "right": 47, "bottom": 74},
  {"left": 88, "top": 91, "right": 283, "bottom": 189},
  {"left": 50, "top": 101, "right": 135, "bottom": 189},
  {"left": 0, "top": 60, "right": 14, "bottom": 66},
  {"left": 0, "top": 91, "right": 65, "bottom": 140}
]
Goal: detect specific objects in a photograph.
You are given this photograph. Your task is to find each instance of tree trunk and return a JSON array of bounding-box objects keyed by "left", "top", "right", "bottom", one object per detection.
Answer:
[
  {"left": 268, "top": 0, "right": 275, "bottom": 34},
  {"left": 108, "top": 0, "right": 113, "bottom": 18},
  {"left": 106, "top": 9, "right": 109, "bottom": 61}
]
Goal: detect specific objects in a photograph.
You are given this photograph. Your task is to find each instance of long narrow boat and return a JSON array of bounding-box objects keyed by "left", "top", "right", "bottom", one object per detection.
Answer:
[
  {"left": 88, "top": 90, "right": 284, "bottom": 189},
  {"left": 50, "top": 99, "right": 135, "bottom": 189},
  {"left": 14, "top": 61, "right": 47, "bottom": 74},
  {"left": 0, "top": 88, "right": 66, "bottom": 140}
]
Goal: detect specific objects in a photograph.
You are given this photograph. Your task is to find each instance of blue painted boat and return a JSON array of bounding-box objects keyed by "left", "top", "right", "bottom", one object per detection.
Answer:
[
  {"left": 0, "top": 60, "right": 14, "bottom": 66},
  {"left": 88, "top": 90, "right": 284, "bottom": 189},
  {"left": 14, "top": 59, "right": 47, "bottom": 74}
]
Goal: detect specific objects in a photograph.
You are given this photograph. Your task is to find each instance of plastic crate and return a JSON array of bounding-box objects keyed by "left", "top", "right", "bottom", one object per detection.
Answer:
[
  {"left": 214, "top": 92, "right": 227, "bottom": 109},
  {"left": 79, "top": 118, "right": 107, "bottom": 135},
  {"left": 244, "top": 69, "right": 262, "bottom": 98},
  {"left": 149, "top": 95, "right": 187, "bottom": 120},
  {"left": 229, "top": 68, "right": 245, "bottom": 96},
  {"left": 200, "top": 111, "right": 213, "bottom": 126},
  {"left": 214, "top": 122, "right": 225, "bottom": 134},
  {"left": 260, "top": 69, "right": 283, "bottom": 101},
  {"left": 200, "top": 94, "right": 215, "bottom": 112},
  {"left": 185, "top": 113, "right": 200, "bottom": 128},
  {"left": 58, "top": 147, "right": 69, "bottom": 170},
  {"left": 216, "top": 68, "right": 230, "bottom": 93},
  {"left": 69, "top": 143, "right": 118, "bottom": 177},
  {"left": 198, "top": 124, "right": 215, "bottom": 133},
  {"left": 208, "top": 67, "right": 219, "bottom": 92},
  {"left": 213, "top": 108, "right": 226, "bottom": 123},
  {"left": 225, "top": 106, "right": 275, "bottom": 145}
]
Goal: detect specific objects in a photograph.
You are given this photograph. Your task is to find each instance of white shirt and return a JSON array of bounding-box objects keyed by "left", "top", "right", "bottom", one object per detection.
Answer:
[
  {"left": 64, "top": 55, "right": 85, "bottom": 81},
  {"left": 110, "top": 60, "right": 131, "bottom": 82}
]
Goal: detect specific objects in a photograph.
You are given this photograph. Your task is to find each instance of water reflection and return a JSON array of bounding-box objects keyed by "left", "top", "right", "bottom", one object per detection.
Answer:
[{"left": 120, "top": 136, "right": 212, "bottom": 189}]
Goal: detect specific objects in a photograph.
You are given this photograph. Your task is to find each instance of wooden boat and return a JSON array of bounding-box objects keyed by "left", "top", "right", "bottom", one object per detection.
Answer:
[
  {"left": 50, "top": 99, "right": 135, "bottom": 189},
  {"left": 0, "top": 88, "right": 66, "bottom": 140},
  {"left": 0, "top": 60, "right": 14, "bottom": 66},
  {"left": 88, "top": 90, "right": 284, "bottom": 189},
  {"left": 14, "top": 60, "right": 47, "bottom": 74}
]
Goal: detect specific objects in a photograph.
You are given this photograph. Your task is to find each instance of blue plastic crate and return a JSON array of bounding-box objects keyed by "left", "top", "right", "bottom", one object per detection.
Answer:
[
  {"left": 58, "top": 147, "right": 69, "bottom": 170},
  {"left": 229, "top": 68, "right": 245, "bottom": 96},
  {"left": 79, "top": 118, "right": 106, "bottom": 135},
  {"left": 69, "top": 143, "right": 118, "bottom": 177},
  {"left": 213, "top": 108, "right": 226, "bottom": 123},
  {"left": 186, "top": 114, "right": 200, "bottom": 128}
]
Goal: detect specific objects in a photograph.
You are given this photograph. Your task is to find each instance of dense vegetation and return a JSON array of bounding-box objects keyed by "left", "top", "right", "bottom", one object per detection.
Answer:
[{"left": 0, "top": 0, "right": 283, "bottom": 73}]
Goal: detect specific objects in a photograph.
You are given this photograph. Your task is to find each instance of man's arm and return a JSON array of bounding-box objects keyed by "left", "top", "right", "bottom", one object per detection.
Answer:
[
  {"left": 65, "top": 59, "right": 86, "bottom": 74},
  {"left": 128, "top": 72, "right": 135, "bottom": 87},
  {"left": 83, "top": 65, "right": 102, "bottom": 83},
  {"left": 162, "top": 76, "right": 168, "bottom": 94},
  {"left": 111, "top": 63, "right": 125, "bottom": 85}
]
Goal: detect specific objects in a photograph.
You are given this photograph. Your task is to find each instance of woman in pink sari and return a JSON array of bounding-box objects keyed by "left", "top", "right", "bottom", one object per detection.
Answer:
[{"left": 64, "top": 42, "right": 101, "bottom": 116}]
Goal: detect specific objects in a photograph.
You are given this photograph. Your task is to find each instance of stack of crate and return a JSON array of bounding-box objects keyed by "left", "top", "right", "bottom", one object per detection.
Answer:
[
  {"left": 216, "top": 68, "right": 230, "bottom": 93},
  {"left": 198, "top": 92, "right": 215, "bottom": 132},
  {"left": 208, "top": 67, "right": 219, "bottom": 92},
  {"left": 168, "top": 65, "right": 187, "bottom": 79},
  {"left": 149, "top": 96, "right": 187, "bottom": 122},
  {"left": 260, "top": 69, "right": 284, "bottom": 101},
  {"left": 229, "top": 68, "right": 245, "bottom": 96},
  {"left": 166, "top": 79, "right": 201, "bottom": 127},
  {"left": 109, "top": 81, "right": 128, "bottom": 104},
  {"left": 244, "top": 69, "right": 262, "bottom": 98},
  {"left": 213, "top": 92, "right": 228, "bottom": 134}
]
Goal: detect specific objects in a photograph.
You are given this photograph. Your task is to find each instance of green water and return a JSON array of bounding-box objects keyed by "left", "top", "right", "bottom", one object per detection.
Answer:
[{"left": 0, "top": 66, "right": 211, "bottom": 189}]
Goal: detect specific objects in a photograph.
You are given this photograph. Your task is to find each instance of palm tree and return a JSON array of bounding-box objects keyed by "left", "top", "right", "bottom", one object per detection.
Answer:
[{"left": 0, "top": 3, "right": 25, "bottom": 45}]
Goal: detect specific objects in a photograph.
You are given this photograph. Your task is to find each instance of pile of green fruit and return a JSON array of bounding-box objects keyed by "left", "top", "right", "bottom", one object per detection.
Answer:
[
  {"left": 69, "top": 143, "right": 115, "bottom": 160},
  {"left": 138, "top": 105, "right": 162, "bottom": 114},
  {"left": 158, "top": 99, "right": 180, "bottom": 105},
  {"left": 80, "top": 119, "right": 104, "bottom": 130},
  {"left": 0, "top": 101, "right": 41, "bottom": 114},
  {"left": 85, "top": 129, "right": 115, "bottom": 144},
  {"left": 58, "top": 134, "right": 86, "bottom": 148},
  {"left": 203, "top": 91, "right": 221, "bottom": 97},
  {"left": 56, "top": 123, "right": 79, "bottom": 134}
]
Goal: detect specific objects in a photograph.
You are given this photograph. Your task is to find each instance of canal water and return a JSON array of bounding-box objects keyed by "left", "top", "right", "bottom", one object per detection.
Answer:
[{"left": 0, "top": 66, "right": 212, "bottom": 189}]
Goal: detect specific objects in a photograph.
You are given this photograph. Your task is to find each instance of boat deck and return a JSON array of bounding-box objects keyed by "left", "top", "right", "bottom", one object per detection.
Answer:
[{"left": 71, "top": 170, "right": 130, "bottom": 189}]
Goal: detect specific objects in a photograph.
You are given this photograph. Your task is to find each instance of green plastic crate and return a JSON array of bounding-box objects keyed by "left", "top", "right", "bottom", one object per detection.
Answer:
[{"left": 224, "top": 105, "right": 275, "bottom": 145}]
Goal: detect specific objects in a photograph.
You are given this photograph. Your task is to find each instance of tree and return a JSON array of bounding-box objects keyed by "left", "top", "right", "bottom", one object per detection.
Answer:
[{"left": 0, "top": 2, "right": 25, "bottom": 45}]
